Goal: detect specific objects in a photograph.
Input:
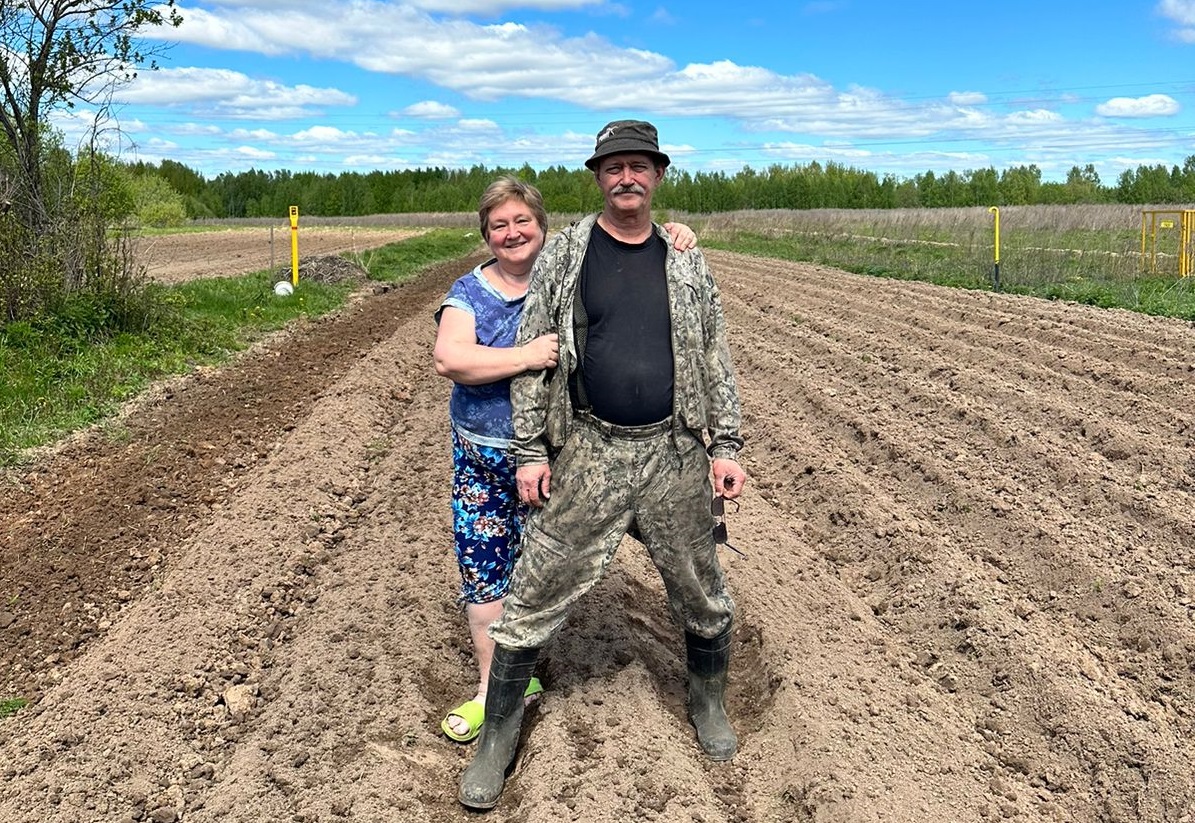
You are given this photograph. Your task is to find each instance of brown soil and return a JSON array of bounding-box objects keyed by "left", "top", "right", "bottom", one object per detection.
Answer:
[{"left": 2, "top": 241, "right": 1194, "bottom": 823}]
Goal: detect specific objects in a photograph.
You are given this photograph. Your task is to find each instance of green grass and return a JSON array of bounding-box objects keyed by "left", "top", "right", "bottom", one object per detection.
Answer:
[
  {"left": 703, "top": 225, "right": 1195, "bottom": 319},
  {"left": 0, "top": 228, "right": 480, "bottom": 466},
  {"left": 0, "top": 697, "right": 27, "bottom": 719},
  {"left": 362, "top": 228, "right": 481, "bottom": 282}
]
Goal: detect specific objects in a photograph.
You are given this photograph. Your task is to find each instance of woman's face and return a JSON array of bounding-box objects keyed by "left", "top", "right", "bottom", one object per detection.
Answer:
[{"left": 485, "top": 198, "right": 545, "bottom": 273}]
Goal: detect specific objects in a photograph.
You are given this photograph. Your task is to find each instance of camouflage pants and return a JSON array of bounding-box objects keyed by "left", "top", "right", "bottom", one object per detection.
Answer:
[{"left": 490, "top": 414, "right": 735, "bottom": 649}]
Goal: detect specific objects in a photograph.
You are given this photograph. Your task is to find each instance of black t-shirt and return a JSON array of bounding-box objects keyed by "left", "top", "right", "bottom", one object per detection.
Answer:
[{"left": 571, "top": 223, "right": 674, "bottom": 425}]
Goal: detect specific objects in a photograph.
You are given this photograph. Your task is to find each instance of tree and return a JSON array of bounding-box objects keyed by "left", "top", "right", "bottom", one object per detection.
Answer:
[
  {"left": 1060, "top": 164, "right": 1103, "bottom": 204},
  {"left": 999, "top": 164, "right": 1042, "bottom": 206},
  {"left": 0, "top": 0, "right": 182, "bottom": 234},
  {"left": 130, "top": 172, "right": 185, "bottom": 227}
]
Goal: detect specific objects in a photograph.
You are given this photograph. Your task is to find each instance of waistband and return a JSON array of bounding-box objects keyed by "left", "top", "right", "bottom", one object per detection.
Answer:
[{"left": 574, "top": 410, "right": 672, "bottom": 440}]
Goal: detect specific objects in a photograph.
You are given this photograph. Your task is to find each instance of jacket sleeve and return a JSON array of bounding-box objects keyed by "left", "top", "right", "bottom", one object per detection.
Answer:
[
  {"left": 509, "top": 235, "right": 561, "bottom": 466},
  {"left": 697, "top": 253, "right": 745, "bottom": 460}
]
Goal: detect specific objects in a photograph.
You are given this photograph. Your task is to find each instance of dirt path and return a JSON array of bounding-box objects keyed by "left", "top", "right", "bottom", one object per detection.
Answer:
[{"left": 2, "top": 248, "right": 1194, "bottom": 823}]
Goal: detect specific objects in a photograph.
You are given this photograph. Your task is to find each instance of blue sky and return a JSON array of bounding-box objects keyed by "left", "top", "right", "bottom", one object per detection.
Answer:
[{"left": 67, "top": 0, "right": 1195, "bottom": 183}]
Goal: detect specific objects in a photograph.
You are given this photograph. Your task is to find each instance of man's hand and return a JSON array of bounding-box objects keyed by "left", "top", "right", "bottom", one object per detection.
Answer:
[
  {"left": 516, "top": 463, "right": 552, "bottom": 508},
  {"left": 712, "top": 458, "right": 746, "bottom": 500}
]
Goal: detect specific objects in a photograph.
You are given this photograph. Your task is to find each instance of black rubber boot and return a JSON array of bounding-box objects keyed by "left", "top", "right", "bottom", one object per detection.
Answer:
[
  {"left": 458, "top": 645, "right": 539, "bottom": 809},
  {"left": 686, "top": 628, "right": 737, "bottom": 760}
]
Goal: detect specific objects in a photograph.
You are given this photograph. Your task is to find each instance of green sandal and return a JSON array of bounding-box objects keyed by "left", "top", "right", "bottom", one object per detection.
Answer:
[{"left": 442, "top": 677, "right": 542, "bottom": 743}]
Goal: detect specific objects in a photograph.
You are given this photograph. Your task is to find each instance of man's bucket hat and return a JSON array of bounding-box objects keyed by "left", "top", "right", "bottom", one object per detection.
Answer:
[{"left": 585, "top": 119, "right": 671, "bottom": 170}]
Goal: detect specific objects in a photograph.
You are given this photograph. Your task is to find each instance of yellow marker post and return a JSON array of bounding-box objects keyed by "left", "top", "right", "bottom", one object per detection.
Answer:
[
  {"left": 988, "top": 206, "right": 1001, "bottom": 292},
  {"left": 289, "top": 205, "right": 300, "bottom": 287}
]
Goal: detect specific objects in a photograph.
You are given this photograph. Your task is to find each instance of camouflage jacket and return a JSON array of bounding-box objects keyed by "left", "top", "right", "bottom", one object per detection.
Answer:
[{"left": 510, "top": 213, "right": 744, "bottom": 466}]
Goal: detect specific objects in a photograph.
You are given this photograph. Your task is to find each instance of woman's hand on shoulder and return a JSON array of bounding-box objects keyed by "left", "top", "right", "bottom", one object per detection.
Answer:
[
  {"left": 663, "top": 221, "right": 697, "bottom": 251},
  {"left": 519, "top": 333, "right": 559, "bottom": 371}
]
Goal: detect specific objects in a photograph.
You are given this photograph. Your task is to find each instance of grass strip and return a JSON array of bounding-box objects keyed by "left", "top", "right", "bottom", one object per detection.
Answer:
[
  {"left": 0, "top": 229, "right": 479, "bottom": 465},
  {"left": 703, "top": 230, "right": 1195, "bottom": 320}
]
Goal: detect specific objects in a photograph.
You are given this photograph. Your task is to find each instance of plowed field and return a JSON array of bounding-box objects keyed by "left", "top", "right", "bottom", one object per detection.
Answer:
[
  {"left": 2, "top": 236, "right": 1193, "bottom": 823},
  {"left": 138, "top": 226, "right": 423, "bottom": 283}
]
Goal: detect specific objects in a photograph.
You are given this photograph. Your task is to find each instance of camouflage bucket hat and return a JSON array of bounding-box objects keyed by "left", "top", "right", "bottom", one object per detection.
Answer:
[{"left": 585, "top": 119, "right": 671, "bottom": 170}]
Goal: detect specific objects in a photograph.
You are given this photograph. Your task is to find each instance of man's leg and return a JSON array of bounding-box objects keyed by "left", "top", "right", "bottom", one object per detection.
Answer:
[
  {"left": 492, "top": 424, "right": 637, "bottom": 648},
  {"left": 458, "top": 644, "right": 539, "bottom": 809},
  {"left": 459, "top": 425, "right": 634, "bottom": 808},
  {"left": 636, "top": 430, "right": 737, "bottom": 759},
  {"left": 685, "top": 626, "right": 737, "bottom": 760}
]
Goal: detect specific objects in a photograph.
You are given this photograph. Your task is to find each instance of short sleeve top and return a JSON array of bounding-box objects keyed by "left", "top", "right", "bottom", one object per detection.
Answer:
[{"left": 436, "top": 262, "right": 525, "bottom": 447}]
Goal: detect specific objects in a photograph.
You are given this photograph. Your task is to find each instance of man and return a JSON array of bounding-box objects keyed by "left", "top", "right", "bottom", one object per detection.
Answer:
[{"left": 458, "top": 119, "right": 746, "bottom": 810}]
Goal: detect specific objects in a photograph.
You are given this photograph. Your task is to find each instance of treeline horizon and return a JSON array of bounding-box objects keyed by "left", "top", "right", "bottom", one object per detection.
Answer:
[{"left": 129, "top": 156, "right": 1195, "bottom": 220}]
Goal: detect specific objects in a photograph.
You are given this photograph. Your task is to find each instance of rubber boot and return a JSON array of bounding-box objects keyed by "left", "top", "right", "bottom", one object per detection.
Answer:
[
  {"left": 458, "top": 645, "right": 539, "bottom": 809},
  {"left": 686, "top": 628, "right": 737, "bottom": 760}
]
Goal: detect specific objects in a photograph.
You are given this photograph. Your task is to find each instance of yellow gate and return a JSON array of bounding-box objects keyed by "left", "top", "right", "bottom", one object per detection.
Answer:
[{"left": 1140, "top": 209, "right": 1195, "bottom": 277}]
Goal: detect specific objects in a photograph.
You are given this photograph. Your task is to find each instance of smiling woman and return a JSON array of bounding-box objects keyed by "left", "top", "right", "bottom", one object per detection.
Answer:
[{"left": 431, "top": 176, "right": 556, "bottom": 743}]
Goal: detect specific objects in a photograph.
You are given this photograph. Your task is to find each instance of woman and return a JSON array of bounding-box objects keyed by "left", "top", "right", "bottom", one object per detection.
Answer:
[{"left": 433, "top": 176, "right": 694, "bottom": 741}]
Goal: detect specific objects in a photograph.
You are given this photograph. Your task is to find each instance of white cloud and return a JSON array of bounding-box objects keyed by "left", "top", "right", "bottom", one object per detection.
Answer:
[
  {"left": 292, "top": 125, "right": 367, "bottom": 143},
  {"left": 1095, "top": 94, "right": 1180, "bottom": 117},
  {"left": 1158, "top": 0, "right": 1195, "bottom": 23},
  {"left": 227, "top": 128, "right": 281, "bottom": 140},
  {"left": 1158, "top": 0, "right": 1195, "bottom": 40},
  {"left": 119, "top": 67, "right": 355, "bottom": 119},
  {"left": 235, "top": 145, "right": 277, "bottom": 159},
  {"left": 133, "top": 2, "right": 1195, "bottom": 178},
  {"left": 1006, "top": 109, "right": 1065, "bottom": 125},
  {"left": 405, "top": 0, "right": 602, "bottom": 11},
  {"left": 148, "top": 4, "right": 1052, "bottom": 146},
  {"left": 166, "top": 6, "right": 295, "bottom": 55},
  {"left": 457, "top": 118, "right": 500, "bottom": 131},
  {"left": 649, "top": 6, "right": 677, "bottom": 24},
  {"left": 400, "top": 101, "right": 460, "bottom": 119},
  {"left": 948, "top": 91, "right": 987, "bottom": 106}
]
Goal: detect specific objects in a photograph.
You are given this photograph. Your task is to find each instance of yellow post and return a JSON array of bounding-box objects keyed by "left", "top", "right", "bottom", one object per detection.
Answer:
[
  {"left": 1182, "top": 210, "right": 1194, "bottom": 278},
  {"left": 289, "top": 205, "right": 300, "bottom": 287},
  {"left": 988, "top": 206, "right": 1001, "bottom": 291}
]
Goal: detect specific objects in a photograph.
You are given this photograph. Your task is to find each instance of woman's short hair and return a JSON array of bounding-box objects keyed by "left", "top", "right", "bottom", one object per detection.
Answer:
[{"left": 478, "top": 176, "right": 548, "bottom": 241}]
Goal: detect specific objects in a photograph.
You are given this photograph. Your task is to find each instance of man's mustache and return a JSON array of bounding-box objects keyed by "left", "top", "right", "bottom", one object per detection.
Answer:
[{"left": 612, "top": 184, "right": 646, "bottom": 195}]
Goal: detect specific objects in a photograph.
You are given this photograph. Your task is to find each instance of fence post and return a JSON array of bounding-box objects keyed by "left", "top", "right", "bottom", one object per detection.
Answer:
[{"left": 988, "top": 206, "right": 1001, "bottom": 292}]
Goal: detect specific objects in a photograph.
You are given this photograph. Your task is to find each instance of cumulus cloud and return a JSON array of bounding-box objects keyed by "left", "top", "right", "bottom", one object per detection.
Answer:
[
  {"left": 292, "top": 125, "right": 368, "bottom": 143},
  {"left": 235, "top": 145, "right": 277, "bottom": 159},
  {"left": 227, "top": 128, "right": 281, "bottom": 140},
  {"left": 405, "top": 0, "right": 602, "bottom": 11},
  {"left": 1158, "top": 0, "right": 1195, "bottom": 41},
  {"left": 119, "top": 67, "right": 355, "bottom": 118},
  {"left": 457, "top": 118, "right": 500, "bottom": 131},
  {"left": 1095, "top": 94, "right": 1181, "bottom": 117},
  {"left": 948, "top": 91, "right": 987, "bottom": 106},
  {"left": 139, "top": 2, "right": 1190, "bottom": 177},
  {"left": 400, "top": 101, "right": 461, "bottom": 119},
  {"left": 1006, "top": 109, "right": 1065, "bottom": 125},
  {"left": 147, "top": 4, "right": 1013, "bottom": 142}
]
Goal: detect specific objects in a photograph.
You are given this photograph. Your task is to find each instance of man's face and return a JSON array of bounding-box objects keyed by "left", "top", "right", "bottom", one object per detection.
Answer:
[{"left": 594, "top": 152, "right": 665, "bottom": 211}]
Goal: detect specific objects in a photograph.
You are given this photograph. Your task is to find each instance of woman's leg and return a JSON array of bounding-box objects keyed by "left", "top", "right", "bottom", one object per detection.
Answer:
[
  {"left": 444, "top": 598, "right": 505, "bottom": 737},
  {"left": 445, "top": 432, "right": 529, "bottom": 737}
]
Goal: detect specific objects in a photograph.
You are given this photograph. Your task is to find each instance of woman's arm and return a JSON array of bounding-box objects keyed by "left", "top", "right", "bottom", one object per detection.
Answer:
[{"left": 433, "top": 307, "right": 558, "bottom": 386}]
